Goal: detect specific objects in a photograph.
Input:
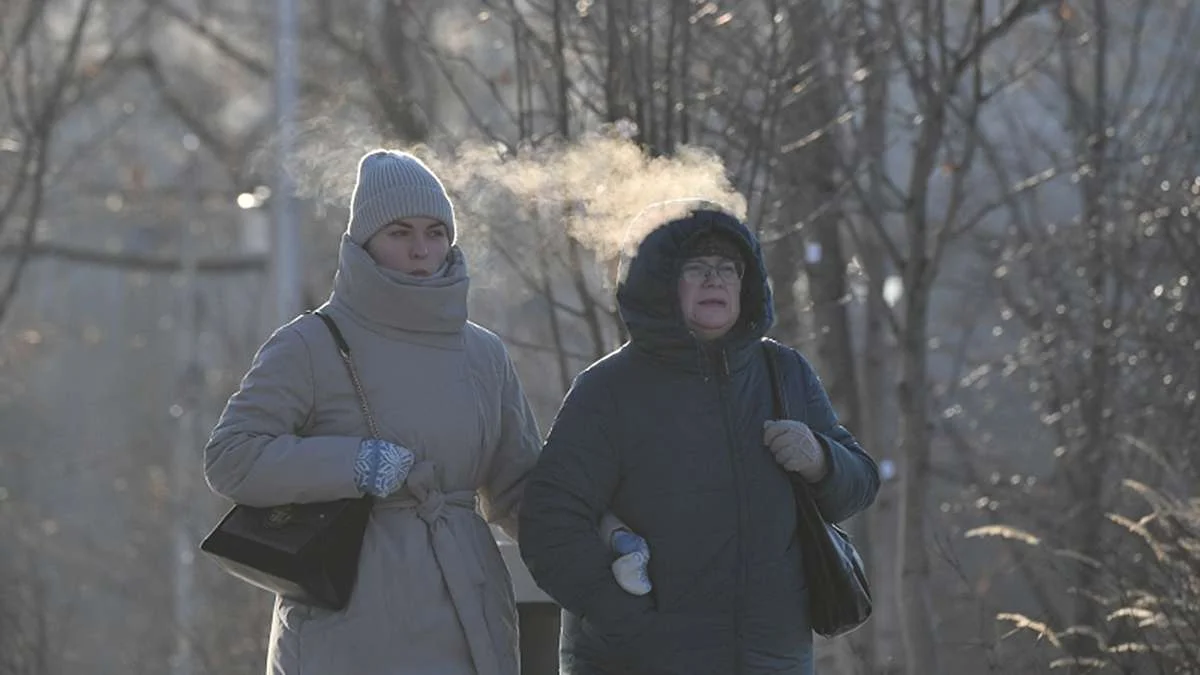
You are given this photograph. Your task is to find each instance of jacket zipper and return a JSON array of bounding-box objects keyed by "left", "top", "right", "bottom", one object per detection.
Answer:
[{"left": 714, "top": 347, "right": 745, "bottom": 674}]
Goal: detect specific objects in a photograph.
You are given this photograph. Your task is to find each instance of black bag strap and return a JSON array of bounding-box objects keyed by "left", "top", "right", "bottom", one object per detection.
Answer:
[
  {"left": 762, "top": 339, "right": 825, "bottom": 514},
  {"left": 762, "top": 338, "right": 790, "bottom": 420},
  {"left": 314, "top": 309, "right": 352, "bottom": 356},
  {"left": 312, "top": 310, "right": 380, "bottom": 440},
  {"left": 763, "top": 343, "right": 873, "bottom": 637}
]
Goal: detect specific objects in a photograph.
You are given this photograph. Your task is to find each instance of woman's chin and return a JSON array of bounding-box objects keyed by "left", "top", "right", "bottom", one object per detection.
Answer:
[
  {"left": 691, "top": 311, "right": 734, "bottom": 331},
  {"left": 689, "top": 319, "right": 735, "bottom": 340}
]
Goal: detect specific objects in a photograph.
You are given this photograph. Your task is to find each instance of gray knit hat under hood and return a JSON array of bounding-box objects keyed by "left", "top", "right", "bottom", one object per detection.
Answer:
[{"left": 346, "top": 150, "right": 456, "bottom": 246}]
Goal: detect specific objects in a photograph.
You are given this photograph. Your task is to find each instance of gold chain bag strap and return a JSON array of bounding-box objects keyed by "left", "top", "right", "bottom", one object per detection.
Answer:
[{"left": 316, "top": 311, "right": 380, "bottom": 439}]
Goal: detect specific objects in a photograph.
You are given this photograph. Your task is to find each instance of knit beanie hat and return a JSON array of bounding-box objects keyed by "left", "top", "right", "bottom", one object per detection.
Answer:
[
  {"left": 346, "top": 150, "right": 456, "bottom": 246},
  {"left": 681, "top": 229, "right": 746, "bottom": 272}
]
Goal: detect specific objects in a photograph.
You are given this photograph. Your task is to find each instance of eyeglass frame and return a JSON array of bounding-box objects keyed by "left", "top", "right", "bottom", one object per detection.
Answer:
[{"left": 679, "top": 258, "right": 745, "bottom": 284}]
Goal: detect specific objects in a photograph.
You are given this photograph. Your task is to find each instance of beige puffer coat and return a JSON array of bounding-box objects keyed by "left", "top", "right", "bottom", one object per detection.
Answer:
[{"left": 205, "top": 236, "right": 542, "bottom": 675}]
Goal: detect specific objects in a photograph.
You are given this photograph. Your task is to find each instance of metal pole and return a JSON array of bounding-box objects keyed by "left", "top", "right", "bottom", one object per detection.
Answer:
[
  {"left": 170, "top": 149, "right": 200, "bottom": 675},
  {"left": 273, "top": 0, "right": 303, "bottom": 326}
]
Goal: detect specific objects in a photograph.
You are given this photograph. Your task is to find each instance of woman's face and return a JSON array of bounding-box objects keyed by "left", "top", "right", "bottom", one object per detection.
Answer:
[
  {"left": 364, "top": 217, "right": 451, "bottom": 276},
  {"left": 677, "top": 255, "right": 743, "bottom": 341}
]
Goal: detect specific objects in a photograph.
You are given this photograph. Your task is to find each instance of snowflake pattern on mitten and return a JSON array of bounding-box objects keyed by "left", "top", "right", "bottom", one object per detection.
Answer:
[{"left": 354, "top": 438, "right": 415, "bottom": 497}]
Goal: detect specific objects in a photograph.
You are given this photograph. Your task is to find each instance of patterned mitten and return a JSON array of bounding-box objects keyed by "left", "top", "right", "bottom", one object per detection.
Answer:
[{"left": 354, "top": 439, "right": 415, "bottom": 498}]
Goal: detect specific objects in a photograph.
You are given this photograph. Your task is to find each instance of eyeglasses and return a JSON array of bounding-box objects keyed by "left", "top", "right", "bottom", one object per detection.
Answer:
[{"left": 680, "top": 260, "right": 744, "bottom": 284}]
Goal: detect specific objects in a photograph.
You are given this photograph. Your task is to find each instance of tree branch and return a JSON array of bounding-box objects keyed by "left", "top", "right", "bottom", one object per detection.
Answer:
[{"left": 0, "top": 243, "right": 267, "bottom": 273}]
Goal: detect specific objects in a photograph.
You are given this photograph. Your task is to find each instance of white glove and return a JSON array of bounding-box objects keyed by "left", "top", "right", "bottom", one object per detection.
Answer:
[
  {"left": 599, "top": 512, "right": 652, "bottom": 595},
  {"left": 763, "top": 419, "right": 828, "bottom": 483},
  {"left": 609, "top": 531, "right": 652, "bottom": 596}
]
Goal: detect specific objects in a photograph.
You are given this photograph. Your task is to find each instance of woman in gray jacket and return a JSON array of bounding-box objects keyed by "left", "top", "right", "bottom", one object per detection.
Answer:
[
  {"left": 204, "top": 150, "right": 543, "bottom": 675},
  {"left": 519, "top": 208, "right": 880, "bottom": 674}
]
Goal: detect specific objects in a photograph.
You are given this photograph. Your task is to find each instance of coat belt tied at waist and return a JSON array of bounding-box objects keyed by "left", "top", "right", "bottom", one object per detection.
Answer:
[{"left": 382, "top": 461, "right": 499, "bottom": 675}]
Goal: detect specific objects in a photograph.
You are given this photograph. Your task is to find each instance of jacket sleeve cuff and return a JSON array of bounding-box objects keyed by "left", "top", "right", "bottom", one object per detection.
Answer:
[
  {"left": 810, "top": 434, "right": 840, "bottom": 494},
  {"left": 795, "top": 433, "right": 873, "bottom": 523}
]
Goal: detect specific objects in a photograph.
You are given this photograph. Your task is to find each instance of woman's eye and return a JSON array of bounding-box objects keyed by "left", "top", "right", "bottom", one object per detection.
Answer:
[{"left": 429, "top": 229, "right": 446, "bottom": 239}]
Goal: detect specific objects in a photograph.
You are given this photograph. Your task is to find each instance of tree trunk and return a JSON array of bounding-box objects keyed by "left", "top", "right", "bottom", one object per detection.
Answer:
[
  {"left": 780, "top": 4, "right": 871, "bottom": 671},
  {"left": 766, "top": 232, "right": 806, "bottom": 347},
  {"left": 858, "top": 234, "right": 890, "bottom": 671},
  {"left": 855, "top": 7, "right": 891, "bottom": 664},
  {"left": 896, "top": 261, "right": 940, "bottom": 675}
]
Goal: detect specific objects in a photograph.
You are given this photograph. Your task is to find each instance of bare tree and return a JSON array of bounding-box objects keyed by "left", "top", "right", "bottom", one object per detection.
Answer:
[
  {"left": 832, "top": 2, "right": 1065, "bottom": 672},
  {"left": 946, "top": 0, "right": 1200, "bottom": 668},
  {"left": 0, "top": 0, "right": 103, "bottom": 325},
  {"left": 383, "top": 2, "right": 775, "bottom": 402}
]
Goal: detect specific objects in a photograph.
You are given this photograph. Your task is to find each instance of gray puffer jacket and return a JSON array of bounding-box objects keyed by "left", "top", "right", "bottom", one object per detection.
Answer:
[{"left": 518, "top": 210, "right": 879, "bottom": 675}]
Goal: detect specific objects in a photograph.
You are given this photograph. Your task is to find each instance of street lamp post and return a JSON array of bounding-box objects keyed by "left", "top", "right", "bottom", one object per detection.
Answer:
[{"left": 273, "top": 0, "right": 303, "bottom": 326}]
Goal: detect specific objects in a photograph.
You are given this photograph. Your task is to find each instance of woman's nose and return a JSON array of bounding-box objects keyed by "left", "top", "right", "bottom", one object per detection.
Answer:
[{"left": 412, "top": 236, "right": 428, "bottom": 257}]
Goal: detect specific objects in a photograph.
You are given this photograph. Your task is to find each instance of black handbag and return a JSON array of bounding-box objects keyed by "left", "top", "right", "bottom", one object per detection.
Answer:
[
  {"left": 199, "top": 311, "right": 375, "bottom": 611},
  {"left": 762, "top": 340, "right": 872, "bottom": 638}
]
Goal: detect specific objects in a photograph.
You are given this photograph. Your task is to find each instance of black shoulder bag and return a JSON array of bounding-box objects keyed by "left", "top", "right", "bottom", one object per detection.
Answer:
[
  {"left": 762, "top": 339, "right": 872, "bottom": 638},
  {"left": 199, "top": 311, "right": 374, "bottom": 611}
]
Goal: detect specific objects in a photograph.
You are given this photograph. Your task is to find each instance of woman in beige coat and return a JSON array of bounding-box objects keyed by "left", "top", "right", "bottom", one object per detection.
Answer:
[{"left": 204, "top": 150, "right": 542, "bottom": 675}]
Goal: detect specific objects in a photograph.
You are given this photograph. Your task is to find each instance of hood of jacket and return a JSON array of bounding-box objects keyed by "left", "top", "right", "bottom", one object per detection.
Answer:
[{"left": 616, "top": 208, "right": 774, "bottom": 371}]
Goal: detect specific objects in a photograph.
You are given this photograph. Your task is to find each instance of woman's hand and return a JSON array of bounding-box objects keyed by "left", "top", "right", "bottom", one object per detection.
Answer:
[
  {"left": 354, "top": 439, "right": 416, "bottom": 497},
  {"left": 609, "top": 529, "right": 652, "bottom": 596},
  {"left": 763, "top": 419, "right": 828, "bottom": 482}
]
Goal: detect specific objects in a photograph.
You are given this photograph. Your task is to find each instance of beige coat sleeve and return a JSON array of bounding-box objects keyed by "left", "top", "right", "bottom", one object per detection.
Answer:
[
  {"left": 204, "top": 324, "right": 362, "bottom": 507},
  {"left": 479, "top": 347, "right": 542, "bottom": 539}
]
